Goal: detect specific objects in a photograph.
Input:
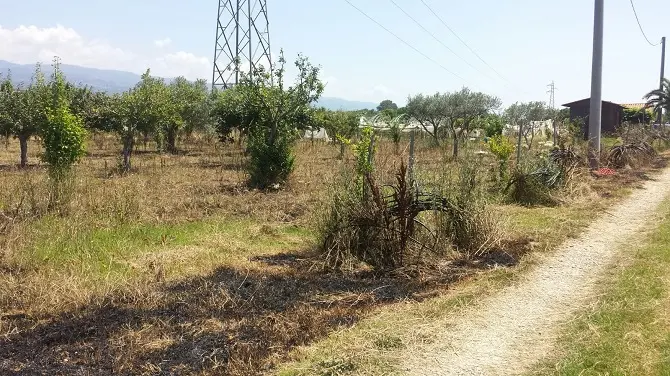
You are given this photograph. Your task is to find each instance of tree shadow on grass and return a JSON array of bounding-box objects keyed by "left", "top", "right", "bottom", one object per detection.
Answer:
[{"left": 0, "top": 253, "right": 499, "bottom": 376}]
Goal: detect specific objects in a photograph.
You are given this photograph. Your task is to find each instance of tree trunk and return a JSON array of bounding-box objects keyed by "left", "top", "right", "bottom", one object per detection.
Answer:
[
  {"left": 432, "top": 126, "right": 440, "bottom": 146},
  {"left": 166, "top": 128, "right": 177, "bottom": 154},
  {"left": 122, "top": 136, "right": 133, "bottom": 172},
  {"left": 142, "top": 132, "right": 149, "bottom": 150},
  {"left": 452, "top": 137, "right": 459, "bottom": 158},
  {"left": 18, "top": 134, "right": 28, "bottom": 168}
]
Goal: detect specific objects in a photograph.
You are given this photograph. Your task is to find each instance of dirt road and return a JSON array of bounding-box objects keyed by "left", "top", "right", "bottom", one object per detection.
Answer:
[{"left": 403, "top": 168, "right": 670, "bottom": 375}]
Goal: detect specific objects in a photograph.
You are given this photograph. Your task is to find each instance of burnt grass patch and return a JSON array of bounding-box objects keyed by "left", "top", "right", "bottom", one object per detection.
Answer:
[{"left": 0, "top": 247, "right": 526, "bottom": 376}]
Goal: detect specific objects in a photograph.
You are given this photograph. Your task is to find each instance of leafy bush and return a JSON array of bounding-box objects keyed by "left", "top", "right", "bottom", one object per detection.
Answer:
[
  {"left": 489, "top": 135, "right": 515, "bottom": 161},
  {"left": 622, "top": 107, "right": 653, "bottom": 124},
  {"left": 247, "top": 126, "right": 296, "bottom": 189},
  {"left": 488, "top": 134, "right": 515, "bottom": 180},
  {"left": 213, "top": 51, "right": 324, "bottom": 189},
  {"left": 41, "top": 59, "right": 87, "bottom": 178}
]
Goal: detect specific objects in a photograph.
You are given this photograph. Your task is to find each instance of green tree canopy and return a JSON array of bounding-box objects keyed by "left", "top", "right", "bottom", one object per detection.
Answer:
[{"left": 377, "top": 99, "right": 398, "bottom": 112}]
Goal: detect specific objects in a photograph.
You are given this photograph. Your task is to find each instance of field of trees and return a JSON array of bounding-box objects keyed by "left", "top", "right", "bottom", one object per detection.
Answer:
[{"left": 1, "top": 56, "right": 670, "bottom": 375}]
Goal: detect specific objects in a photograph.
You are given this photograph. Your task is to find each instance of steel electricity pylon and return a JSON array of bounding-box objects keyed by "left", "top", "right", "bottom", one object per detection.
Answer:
[{"left": 211, "top": 0, "right": 272, "bottom": 90}]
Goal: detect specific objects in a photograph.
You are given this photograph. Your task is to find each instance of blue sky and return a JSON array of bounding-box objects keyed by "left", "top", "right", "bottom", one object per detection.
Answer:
[{"left": 0, "top": 0, "right": 668, "bottom": 107}]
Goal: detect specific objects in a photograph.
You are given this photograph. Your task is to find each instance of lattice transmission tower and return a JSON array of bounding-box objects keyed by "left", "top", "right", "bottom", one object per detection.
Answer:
[{"left": 211, "top": 0, "right": 272, "bottom": 90}]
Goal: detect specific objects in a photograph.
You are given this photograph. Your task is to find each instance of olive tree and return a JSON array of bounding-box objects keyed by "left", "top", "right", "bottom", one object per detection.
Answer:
[
  {"left": 164, "top": 77, "right": 209, "bottom": 153},
  {"left": 214, "top": 50, "right": 324, "bottom": 188},
  {"left": 406, "top": 89, "right": 501, "bottom": 156},
  {"left": 504, "top": 101, "right": 550, "bottom": 149},
  {"left": 443, "top": 88, "right": 501, "bottom": 157},
  {"left": 0, "top": 65, "right": 49, "bottom": 167},
  {"left": 405, "top": 92, "right": 448, "bottom": 145}
]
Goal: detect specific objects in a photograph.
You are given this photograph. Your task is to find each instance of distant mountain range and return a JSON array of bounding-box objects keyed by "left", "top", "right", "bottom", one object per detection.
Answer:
[{"left": 0, "top": 60, "right": 377, "bottom": 111}]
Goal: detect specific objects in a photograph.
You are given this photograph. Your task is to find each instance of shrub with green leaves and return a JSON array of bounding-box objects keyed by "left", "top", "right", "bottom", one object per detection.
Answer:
[
  {"left": 213, "top": 51, "right": 323, "bottom": 189},
  {"left": 247, "top": 126, "right": 297, "bottom": 189},
  {"left": 41, "top": 59, "right": 87, "bottom": 177},
  {"left": 488, "top": 134, "right": 515, "bottom": 180}
]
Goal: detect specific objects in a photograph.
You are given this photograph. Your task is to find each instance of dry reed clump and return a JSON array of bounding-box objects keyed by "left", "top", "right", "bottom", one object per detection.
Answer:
[
  {"left": 435, "top": 164, "right": 502, "bottom": 258},
  {"left": 319, "top": 164, "right": 429, "bottom": 271},
  {"left": 607, "top": 142, "right": 657, "bottom": 169},
  {"left": 319, "top": 158, "right": 502, "bottom": 272},
  {"left": 505, "top": 149, "right": 575, "bottom": 207}
]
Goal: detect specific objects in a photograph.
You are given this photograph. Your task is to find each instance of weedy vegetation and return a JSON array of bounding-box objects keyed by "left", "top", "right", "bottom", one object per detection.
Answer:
[{"left": 0, "top": 56, "right": 669, "bottom": 376}]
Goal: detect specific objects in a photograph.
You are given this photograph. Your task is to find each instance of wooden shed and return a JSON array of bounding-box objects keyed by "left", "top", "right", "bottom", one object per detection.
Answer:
[{"left": 562, "top": 98, "right": 624, "bottom": 138}]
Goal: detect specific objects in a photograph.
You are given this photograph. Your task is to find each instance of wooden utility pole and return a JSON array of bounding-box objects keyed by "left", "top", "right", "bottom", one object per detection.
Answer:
[
  {"left": 588, "top": 0, "right": 604, "bottom": 169},
  {"left": 657, "top": 36, "right": 666, "bottom": 124}
]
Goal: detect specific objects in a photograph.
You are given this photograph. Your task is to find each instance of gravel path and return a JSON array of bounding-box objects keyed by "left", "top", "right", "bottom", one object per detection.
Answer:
[{"left": 403, "top": 168, "right": 670, "bottom": 376}]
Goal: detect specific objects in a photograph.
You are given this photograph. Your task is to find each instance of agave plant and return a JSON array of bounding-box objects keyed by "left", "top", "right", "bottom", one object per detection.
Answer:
[
  {"left": 607, "top": 142, "right": 656, "bottom": 168},
  {"left": 549, "top": 145, "right": 580, "bottom": 172}
]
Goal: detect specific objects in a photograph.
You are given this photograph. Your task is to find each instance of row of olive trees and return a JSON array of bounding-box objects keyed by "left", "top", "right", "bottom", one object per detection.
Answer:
[
  {"left": 0, "top": 62, "right": 211, "bottom": 171},
  {"left": 0, "top": 52, "right": 325, "bottom": 189},
  {"left": 405, "top": 89, "right": 502, "bottom": 157},
  {"left": 0, "top": 58, "right": 87, "bottom": 180}
]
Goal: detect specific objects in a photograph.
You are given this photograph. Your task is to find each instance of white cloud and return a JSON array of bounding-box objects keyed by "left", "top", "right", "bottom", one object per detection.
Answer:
[
  {"left": 0, "top": 24, "right": 137, "bottom": 71},
  {"left": 154, "top": 38, "right": 172, "bottom": 48},
  {"left": 0, "top": 24, "right": 211, "bottom": 80},
  {"left": 322, "top": 76, "right": 338, "bottom": 85},
  {"left": 154, "top": 51, "right": 210, "bottom": 80},
  {"left": 369, "top": 84, "right": 394, "bottom": 96}
]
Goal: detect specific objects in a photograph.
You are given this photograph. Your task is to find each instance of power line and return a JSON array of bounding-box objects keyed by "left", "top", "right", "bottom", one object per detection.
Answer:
[
  {"left": 341, "top": 0, "right": 469, "bottom": 85},
  {"left": 418, "top": 0, "right": 513, "bottom": 85},
  {"left": 629, "top": 0, "right": 661, "bottom": 47},
  {"left": 387, "top": 0, "right": 495, "bottom": 82}
]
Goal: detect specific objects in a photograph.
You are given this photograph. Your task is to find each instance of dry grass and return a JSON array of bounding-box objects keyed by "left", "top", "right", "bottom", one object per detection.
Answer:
[{"left": 0, "top": 134, "right": 666, "bottom": 375}]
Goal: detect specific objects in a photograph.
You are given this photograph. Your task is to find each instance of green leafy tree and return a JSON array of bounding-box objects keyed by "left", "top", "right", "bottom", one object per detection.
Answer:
[
  {"left": 113, "top": 70, "right": 172, "bottom": 170},
  {"left": 312, "top": 109, "right": 359, "bottom": 158},
  {"left": 215, "top": 51, "right": 324, "bottom": 188},
  {"left": 622, "top": 107, "right": 653, "bottom": 124},
  {"left": 0, "top": 74, "right": 16, "bottom": 146},
  {"left": 164, "top": 77, "right": 210, "bottom": 153},
  {"left": 383, "top": 113, "right": 406, "bottom": 154},
  {"left": 443, "top": 88, "right": 501, "bottom": 157},
  {"left": 504, "top": 101, "right": 550, "bottom": 149},
  {"left": 377, "top": 99, "right": 398, "bottom": 112},
  {"left": 211, "top": 83, "right": 258, "bottom": 144},
  {"left": 405, "top": 93, "right": 448, "bottom": 145},
  {"left": 41, "top": 58, "right": 87, "bottom": 177},
  {"left": 480, "top": 113, "right": 505, "bottom": 137},
  {"left": 64, "top": 84, "right": 114, "bottom": 132},
  {"left": 0, "top": 65, "right": 49, "bottom": 167}
]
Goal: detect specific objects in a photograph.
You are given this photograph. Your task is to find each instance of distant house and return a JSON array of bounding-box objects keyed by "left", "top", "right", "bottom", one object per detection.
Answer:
[
  {"left": 562, "top": 98, "right": 624, "bottom": 138},
  {"left": 620, "top": 102, "right": 648, "bottom": 110}
]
